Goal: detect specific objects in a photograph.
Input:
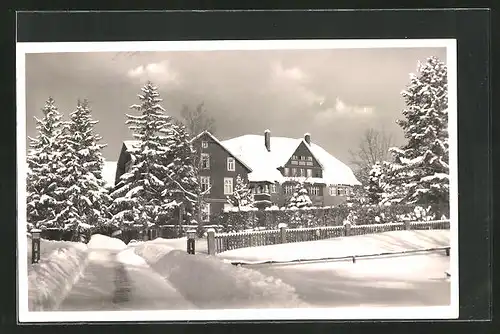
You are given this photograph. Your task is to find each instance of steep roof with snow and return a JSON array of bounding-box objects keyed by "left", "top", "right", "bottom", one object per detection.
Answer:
[
  {"left": 102, "top": 160, "right": 117, "bottom": 187},
  {"left": 221, "top": 134, "right": 360, "bottom": 186},
  {"left": 190, "top": 131, "right": 253, "bottom": 172}
]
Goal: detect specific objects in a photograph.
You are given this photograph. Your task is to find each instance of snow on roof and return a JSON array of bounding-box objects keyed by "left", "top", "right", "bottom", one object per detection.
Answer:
[
  {"left": 123, "top": 140, "right": 139, "bottom": 151},
  {"left": 190, "top": 131, "right": 253, "bottom": 172},
  {"left": 221, "top": 134, "right": 360, "bottom": 186},
  {"left": 102, "top": 160, "right": 117, "bottom": 186}
]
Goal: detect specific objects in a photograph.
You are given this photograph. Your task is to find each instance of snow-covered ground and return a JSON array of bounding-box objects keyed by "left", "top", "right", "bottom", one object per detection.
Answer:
[
  {"left": 254, "top": 252, "right": 450, "bottom": 307},
  {"left": 28, "top": 241, "right": 88, "bottom": 311},
  {"left": 137, "top": 248, "right": 308, "bottom": 309},
  {"left": 217, "top": 230, "right": 450, "bottom": 264},
  {"left": 133, "top": 236, "right": 208, "bottom": 254}
]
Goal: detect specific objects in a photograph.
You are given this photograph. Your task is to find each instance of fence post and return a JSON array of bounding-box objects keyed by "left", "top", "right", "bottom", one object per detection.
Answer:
[
  {"left": 278, "top": 223, "right": 287, "bottom": 243},
  {"left": 207, "top": 228, "right": 216, "bottom": 255},
  {"left": 404, "top": 220, "right": 411, "bottom": 230},
  {"left": 344, "top": 222, "right": 351, "bottom": 236}
]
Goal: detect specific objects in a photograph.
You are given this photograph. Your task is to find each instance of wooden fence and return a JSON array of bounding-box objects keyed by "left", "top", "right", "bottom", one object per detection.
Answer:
[{"left": 209, "top": 219, "right": 450, "bottom": 254}]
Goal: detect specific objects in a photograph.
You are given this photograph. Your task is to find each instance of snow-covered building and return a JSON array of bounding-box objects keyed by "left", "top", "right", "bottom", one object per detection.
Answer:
[
  {"left": 112, "top": 130, "right": 360, "bottom": 223},
  {"left": 191, "top": 130, "right": 360, "bottom": 218}
]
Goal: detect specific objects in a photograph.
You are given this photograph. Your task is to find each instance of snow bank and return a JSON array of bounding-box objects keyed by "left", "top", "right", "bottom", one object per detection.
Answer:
[
  {"left": 28, "top": 242, "right": 89, "bottom": 311},
  {"left": 134, "top": 242, "right": 176, "bottom": 264},
  {"left": 87, "top": 234, "right": 127, "bottom": 251},
  {"left": 218, "top": 230, "right": 450, "bottom": 264},
  {"left": 139, "top": 250, "right": 308, "bottom": 309}
]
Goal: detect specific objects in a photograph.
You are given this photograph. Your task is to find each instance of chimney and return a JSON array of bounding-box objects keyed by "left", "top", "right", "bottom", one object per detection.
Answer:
[
  {"left": 264, "top": 129, "right": 271, "bottom": 152},
  {"left": 304, "top": 132, "right": 311, "bottom": 145}
]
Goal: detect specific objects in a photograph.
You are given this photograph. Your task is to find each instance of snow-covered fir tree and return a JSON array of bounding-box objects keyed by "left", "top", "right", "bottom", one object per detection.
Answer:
[
  {"left": 26, "top": 97, "right": 66, "bottom": 230},
  {"left": 110, "top": 81, "right": 176, "bottom": 230},
  {"left": 366, "top": 162, "right": 385, "bottom": 204},
  {"left": 287, "top": 183, "right": 313, "bottom": 209},
  {"left": 384, "top": 56, "right": 449, "bottom": 215},
  {"left": 227, "top": 174, "right": 254, "bottom": 210},
  {"left": 56, "top": 99, "right": 111, "bottom": 233},
  {"left": 160, "top": 121, "right": 200, "bottom": 224}
]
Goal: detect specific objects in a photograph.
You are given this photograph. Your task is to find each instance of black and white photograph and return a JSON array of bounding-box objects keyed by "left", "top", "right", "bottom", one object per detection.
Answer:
[{"left": 17, "top": 39, "right": 458, "bottom": 322}]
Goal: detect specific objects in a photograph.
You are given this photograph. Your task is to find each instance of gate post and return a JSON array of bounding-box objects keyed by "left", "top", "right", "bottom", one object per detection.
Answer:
[
  {"left": 207, "top": 228, "right": 216, "bottom": 255},
  {"left": 278, "top": 223, "right": 287, "bottom": 244}
]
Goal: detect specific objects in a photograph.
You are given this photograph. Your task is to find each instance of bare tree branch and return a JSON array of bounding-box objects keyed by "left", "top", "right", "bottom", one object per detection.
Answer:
[{"left": 349, "top": 128, "right": 394, "bottom": 185}]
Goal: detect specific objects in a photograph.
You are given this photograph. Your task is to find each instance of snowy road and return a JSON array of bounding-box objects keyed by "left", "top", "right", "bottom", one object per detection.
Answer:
[
  {"left": 252, "top": 252, "right": 451, "bottom": 307},
  {"left": 57, "top": 247, "right": 195, "bottom": 311}
]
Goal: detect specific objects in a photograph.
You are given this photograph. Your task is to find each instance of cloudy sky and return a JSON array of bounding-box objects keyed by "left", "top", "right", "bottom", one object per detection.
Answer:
[{"left": 24, "top": 46, "right": 446, "bottom": 167}]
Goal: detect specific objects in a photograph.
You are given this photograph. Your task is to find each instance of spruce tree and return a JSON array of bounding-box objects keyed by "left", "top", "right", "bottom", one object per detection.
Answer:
[
  {"left": 56, "top": 100, "right": 111, "bottom": 234},
  {"left": 110, "top": 81, "right": 175, "bottom": 230},
  {"left": 385, "top": 56, "right": 449, "bottom": 215},
  {"left": 287, "top": 182, "right": 313, "bottom": 209},
  {"left": 160, "top": 121, "right": 200, "bottom": 224},
  {"left": 366, "top": 162, "right": 385, "bottom": 205},
  {"left": 227, "top": 174, "right": 254, "bottom": 210},
  {"left": 26, "top": 97, "right": 66, "bottom": 230}
]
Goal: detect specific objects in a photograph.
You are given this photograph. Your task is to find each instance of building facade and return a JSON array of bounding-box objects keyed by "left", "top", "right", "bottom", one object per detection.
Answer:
[{"left": 113, "top": 130, "right": 360, "bottom": 224}]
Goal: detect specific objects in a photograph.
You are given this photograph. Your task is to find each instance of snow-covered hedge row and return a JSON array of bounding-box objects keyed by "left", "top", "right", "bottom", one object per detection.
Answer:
[
  {"left": 28, "top": 242, "right": 88, "bottom": 311},
  {"left": 212, "top": 203, "right": 449, "bottom": 232},
  {"left": 137, "top": 248, "right": 307, "bottom": 309}
]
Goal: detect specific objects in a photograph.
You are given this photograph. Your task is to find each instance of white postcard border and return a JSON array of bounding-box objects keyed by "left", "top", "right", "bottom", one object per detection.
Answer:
[{"left": 16, "top": 38, "right": 459, "bottom": 323}]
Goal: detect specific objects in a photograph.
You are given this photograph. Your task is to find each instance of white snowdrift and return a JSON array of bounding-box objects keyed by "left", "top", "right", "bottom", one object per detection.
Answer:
[
  {"left": 28, "top": 242, "right": 88, "bottom": 311},
  {"left": 88, "top": 234, "right": 127, "bottom": 251},
  {"left": 134, "top": 242, "right": 176, "bottom": 265},
  {"left": 218, "top": 230, "right": 450, "bottom": 264},
  {"left": 116, "top": 248, "right": 196, "bottom": 309},
  {"left": 138, "top": 249, "right": 308, "bottom": 309}
]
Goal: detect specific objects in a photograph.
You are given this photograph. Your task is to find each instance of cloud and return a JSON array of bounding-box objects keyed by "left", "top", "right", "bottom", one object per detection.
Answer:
[
  {"left": 268, "top": 61, "right": 325, "bottom": 107},
  {"left": 271, "top": 62, "right": 306, "bottom": 82},
  {"left": 127, "top": 60, "right": 179, "bottom": 85},
  {"left": 314, "top": 97, "right": 374, "bottom": 123}
]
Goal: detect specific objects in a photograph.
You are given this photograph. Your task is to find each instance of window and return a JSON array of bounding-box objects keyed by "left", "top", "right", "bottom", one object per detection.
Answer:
[
  {"left": 307, "top": 156, "right": 313, "bottom": 161},
  {"left": 310, "top": 185, "right": 320, "bottom": 196},
  {"left": 201, "top": 202, "right": 211, "bottom": 222},
  {"left": 284, "top": 184, "right": 294, "bottom": 195},
  {"left": 284, "top": 167, "right": 290, "bottom": 176},
  {"left": 291, "top": 168, "right": 297, "bottom": 176},
  {"left": 270, "top": 184, "right": 277, "bottom": 193},
  {"left": 227, "top": 157, "right": 235, "bottom": 171},
  {"left": 306, "top": 169, "right": 312, "bottom": 178},
  {"left": 291, "top": 160, "right": 298, "bottom": 165},
  {"left": 300, "top": 156, "right": 306, "bottom": 160},
  {"left": 306, "top": 161, "right": 313, "bottom": 166},
  {"left": 292, "top": 155, "right": 298, "bottom": 160},
  {"left": 200, "top": 176, "right": 210, "bottom": 193},
  {"left": 329, "top": 186, "right": 336, "bottom": 196},
  {"left": 300, "top": 168, "right": 306, "bottom": 177},
  {"left": 299, "top": 161, "right": 306, "bottom": 166},
  {"left": 201, "top": 141, "right": 208, "bottom": 149},
  {"left": 337, "top": 186, "right": 347, "bottom": 196},
  {"left": 201, "top": 153, "right": 210, "bottom": 169},
  {"left": 224, "top": 177, "right": 234, "bottom": 195},
  {"left": 314, "top": 170, "right": 322, "bottom": 178}
]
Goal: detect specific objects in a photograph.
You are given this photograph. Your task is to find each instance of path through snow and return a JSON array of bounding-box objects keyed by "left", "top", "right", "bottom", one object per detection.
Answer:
[{"left": 58, "top": 234, "right": 193, "bottom": 311}]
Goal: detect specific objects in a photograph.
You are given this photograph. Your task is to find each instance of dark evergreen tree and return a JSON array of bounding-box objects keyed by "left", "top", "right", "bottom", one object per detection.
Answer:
[
  {"left": 384, "top": 56, "right": 449, "bottom": 216},
  {"left": 56, "top": 100, "right": 111, "bottom": 234},
  {"left": 110, "top": 81, "right": 175, "bottom": 230},
  {"left": 26, "top": 97, "right": 66, "bottom": 230}
]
